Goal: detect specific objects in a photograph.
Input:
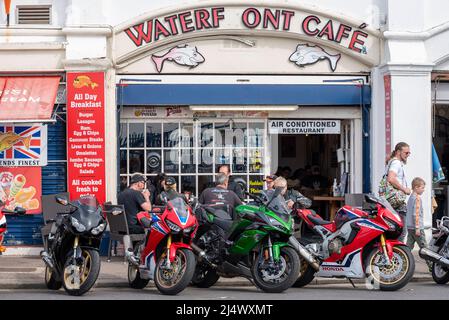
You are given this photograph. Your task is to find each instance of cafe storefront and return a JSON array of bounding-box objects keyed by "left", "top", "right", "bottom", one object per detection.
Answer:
[{"left": 114, "top": 3, "right": 378, "bottom": 198}]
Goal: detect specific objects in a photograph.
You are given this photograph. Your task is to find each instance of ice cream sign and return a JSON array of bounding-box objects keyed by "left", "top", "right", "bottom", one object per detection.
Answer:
[{"left": 121, "top": 6, "right": 373, "bottom": 55}]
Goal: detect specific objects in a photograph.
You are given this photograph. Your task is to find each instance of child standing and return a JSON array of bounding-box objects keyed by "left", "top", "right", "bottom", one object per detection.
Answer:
[{"left": 406, "top": 177, "right": 432, "bottom": 268}]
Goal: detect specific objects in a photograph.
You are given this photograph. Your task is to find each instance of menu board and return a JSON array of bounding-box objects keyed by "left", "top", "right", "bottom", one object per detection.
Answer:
[{"left": 66, "top": 72, "right": 106, "bottom": 204}]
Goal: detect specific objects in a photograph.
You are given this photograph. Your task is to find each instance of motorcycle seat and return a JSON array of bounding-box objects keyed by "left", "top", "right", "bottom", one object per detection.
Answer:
[
  {"left": 204, "top": 207, "right": 232, "bottom": 220},
  {"left": 308, "top": 215, "right": 332, "bottom": 226}
]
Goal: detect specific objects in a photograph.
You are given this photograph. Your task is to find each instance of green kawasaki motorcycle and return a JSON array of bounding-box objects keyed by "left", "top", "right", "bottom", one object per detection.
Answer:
[{"left": 191, "top": 187, "right": 309, "bottom": 293}]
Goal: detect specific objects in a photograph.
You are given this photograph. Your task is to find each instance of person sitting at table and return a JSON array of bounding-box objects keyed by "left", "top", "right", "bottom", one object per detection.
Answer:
[
  {"left": 272, "top": 177, "right": 312, "bottom": 209},
  {"left": 301, "top": 165, "right": 329, "bottom": 191}
]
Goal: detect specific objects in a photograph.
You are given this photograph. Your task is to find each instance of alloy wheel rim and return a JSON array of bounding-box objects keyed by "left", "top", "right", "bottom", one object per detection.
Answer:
[
  {"left": 369, "top": 247, "right": 409, "bottom": 285},
  {"left": 156, "top": 251, "right": 187, "bottom": 288},
  {"left": 63, "top": 250, "right": 92, "bottom": 290}
]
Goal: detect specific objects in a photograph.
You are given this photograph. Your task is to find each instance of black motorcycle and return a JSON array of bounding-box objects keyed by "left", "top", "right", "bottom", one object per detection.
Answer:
[
  {"left": 40, "top": 195, "right": 107, "bottom": 296},
  {"left": 419, "top": 216, "right": 449, "bottom": 284}
]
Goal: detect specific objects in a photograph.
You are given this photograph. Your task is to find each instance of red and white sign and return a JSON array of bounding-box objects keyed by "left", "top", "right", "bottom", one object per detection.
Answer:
[
  {"left": 0, "top": 77, "right": 60, "bottom": 121},
  {"left": 384, "top": 74, "right": 391, "bottom": 158},
  {"left": 0, "top": 166, "right": 42, "bottom": 214},
  {"left": 67, "top": 72, "right": 106, "bottom": 204}
]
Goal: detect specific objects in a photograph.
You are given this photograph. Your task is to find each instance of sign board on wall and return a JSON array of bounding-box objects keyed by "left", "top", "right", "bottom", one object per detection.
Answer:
[
  {"left": 0, "top": 124, "right": 47, "bottom": 166},
  {"left": 0, "top": 167, "right": 42, "bottom": 214},
  {"left": 384, "top": 74, "right": 391, "bottom": 158},
  {"left": 67, "top": 72, "right": 106, "bottom": 204},
  {"left": 269, "top": 120, "right": 341, "bottom": 134}
]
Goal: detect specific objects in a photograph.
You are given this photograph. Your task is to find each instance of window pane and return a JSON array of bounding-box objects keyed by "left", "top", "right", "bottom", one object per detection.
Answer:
[
  {"left": 181, "top": 149, "right": 196, "bottom": 173},
  {"left": 232, "top": 122, "right": 247, "bottom": 147},
  {"left": 181, "top": 176, "right": 196, "bottom": 197},
  {"left": 198, "top": 175, "right": 214, "bottom": 194},
  {"left": 129, "top": 123, "right": 144, "bottom": 148},
  {"left": 199, "top": 123, "right": 213, "bottom": 147},
  {"left": 180, "top": 123, "right": 194, "bottom": 148},
  {"left": 120, "top": 150, "right": 127, "bottom": 174},
  {"left": 249, "top": 122, "right": 265, "bottom": 147},
  {"left": 215, "top": 148, "right": 231, "bottom": 169},
  {"left": 164, "top": 149, "right": 179, "bottom": 173},
  {"left": 248, "top": 175, "right": 264, "bottom": 195},
  {"left": 120, "top": 176, "right": 128, "bottom": 192},
  {"left": 164, "top": 123, "right": 179, "bottom": 148},
  {"left": 198, "top": 148, "right": 213, "bottom": 173},
  {"left": 146, "top": 123, "right": 162, "bottom": 148},
  {"left": 232, "top": 148, "right": 247, "bottom": 173},
  {"left": 119, "top": 123, "right": 127, "bottom": 148},
  {"left": 249, "top": 149, "right": 264, "bottom": 173},
  {"left": 146, "top": 150, "right": 162, "bottom": 174},
  {"left": 214, "top": 122, "right": 228, "bottom": 147},
  {"left": 129, "top": 150, "right": 144, "bottom": 174}
]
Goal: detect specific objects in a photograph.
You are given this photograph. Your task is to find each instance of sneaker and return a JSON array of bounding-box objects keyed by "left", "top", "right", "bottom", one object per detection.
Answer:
[{"left": 125, "top": 249, "right": 140, "bottom": 266}]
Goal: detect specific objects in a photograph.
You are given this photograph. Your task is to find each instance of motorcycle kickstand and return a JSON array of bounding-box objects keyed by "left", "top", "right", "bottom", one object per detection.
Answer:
[{"left": 347, "top": 278, "right": 356, "bottom": 288}]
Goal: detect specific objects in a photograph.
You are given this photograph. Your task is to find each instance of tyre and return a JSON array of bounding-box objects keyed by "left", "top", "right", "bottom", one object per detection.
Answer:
[
  {"left": 252, "top": 246, "right": 300, "bottom": 293},
  {"left": 365, "top": 244, "right": 415, "bottom": 291},
  {"left": 44, "top": 266, "right": 62, "bottom": 290},
  {"left": 154, "top": 248, "right": 196, "bottom": 295},
  {"left": 128, "top": 264, "right": 150, "bottom": 289},
  {"left": 431, "top": 245, "right": 449, "bottom": 285},
  {"left": 191, "top": 267, "right": 220, "bottom": 288},
  {"left": 62, "top": 248, "right": 100, "bottom": 296},
  {"left": 293, "top": 256, "right": 316, "bottom": 287}
]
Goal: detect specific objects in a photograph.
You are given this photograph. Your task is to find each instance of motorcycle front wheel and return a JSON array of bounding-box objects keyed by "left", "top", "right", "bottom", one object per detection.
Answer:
[
  {"left": 365, "top": 244, "right": 414, "bottom": 291},
  {"left": 62, "top": 248, "right": 100, "bottom": 296},
  {"left": 432, "top": 244, "right": 449, "bottom": 284},
  {"left": 154, "top": 248, "right": 196, "bottom": 295},
  {"left": 252, "top": 246, "right": 300, "bottom": 293}
]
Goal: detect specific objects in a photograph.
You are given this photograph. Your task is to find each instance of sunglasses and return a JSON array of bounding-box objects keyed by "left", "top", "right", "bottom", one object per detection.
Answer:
[{"left": 403, "top": 151, "right": 411, "bottom": 155}]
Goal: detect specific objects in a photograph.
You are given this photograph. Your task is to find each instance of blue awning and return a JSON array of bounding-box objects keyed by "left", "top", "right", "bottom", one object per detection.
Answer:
[{"left": 116, "top": 84, "right": 371, "bottom": 106}]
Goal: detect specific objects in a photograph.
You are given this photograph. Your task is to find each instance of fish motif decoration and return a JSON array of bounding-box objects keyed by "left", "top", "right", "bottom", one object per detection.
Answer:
[
  {"left": 73, "top": 75, "right": 98, "bottom": 89},
  {"left": 289, "top": 44, "right": 341, "bottom": 72},
  {"left": 151, "top": 45, "right": 205, "bottom": 73},
  {"left": 0, "top": 132, "right": 31, "bottom": 153}
]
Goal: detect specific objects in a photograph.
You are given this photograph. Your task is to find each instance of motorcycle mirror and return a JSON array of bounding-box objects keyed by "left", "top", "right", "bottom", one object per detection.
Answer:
[
  {"left": 14, "top": 207, "right": 26, "bottom": 215},
  {"left": 55, "top": 196, "right": 69, "bottom": 206}
]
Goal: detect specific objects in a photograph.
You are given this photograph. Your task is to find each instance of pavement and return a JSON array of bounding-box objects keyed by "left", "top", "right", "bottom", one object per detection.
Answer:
[{"left": 0, "top": 248, "right": 433, "bottom": 290}]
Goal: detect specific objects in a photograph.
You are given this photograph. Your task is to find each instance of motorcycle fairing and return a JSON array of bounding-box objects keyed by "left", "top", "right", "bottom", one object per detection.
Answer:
[{"left": 316, "top": 248, "right": 365, "bottom": 278}]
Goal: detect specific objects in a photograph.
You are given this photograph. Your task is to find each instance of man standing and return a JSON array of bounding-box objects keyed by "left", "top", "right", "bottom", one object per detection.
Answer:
[
  {"left": 118, "top": 173, "right": 152, "bottom": 265},
  {"left": 199, "top": 172, "right": 243, "bottom": 218},
  {"left": 386, "top": 142, "right": 412, "bottom": 241},
  {"left": 218, "top": 164, "right": 245, "bottom": 200}
]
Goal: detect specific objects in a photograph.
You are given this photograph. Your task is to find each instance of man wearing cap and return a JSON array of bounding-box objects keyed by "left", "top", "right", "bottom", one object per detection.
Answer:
[
  {"left": 156, "top": 176, "right": 185, "bottom": 204},
  {"left": 218, "top": 164, "right": 245, "bottom": 200},
  {"left": 118, "top": 173, "right": 152, "bottom": 265}
]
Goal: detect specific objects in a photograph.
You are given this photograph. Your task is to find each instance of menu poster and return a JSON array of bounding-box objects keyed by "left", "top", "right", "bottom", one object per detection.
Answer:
[
  {"left": 67, "top": 72, "right": 106, "bottom": 204},
  {"left": 0, "top": 166, "right": 42, "bottom": 214}
]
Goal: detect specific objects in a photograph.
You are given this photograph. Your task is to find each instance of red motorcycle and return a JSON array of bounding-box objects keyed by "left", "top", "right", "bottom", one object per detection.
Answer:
[
  {"left": 293, "top": 194, "right": 414, "bottom": 291},
  {"left": 127, "top": 197, "right": 198, "bottom": 295},
  {"left": 0, "top": 200, "right": 26, "bottom": 254}
]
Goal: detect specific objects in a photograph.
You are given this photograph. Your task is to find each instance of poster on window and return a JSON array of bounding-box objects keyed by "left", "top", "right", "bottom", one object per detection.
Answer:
[
  {"left": 0, "top": 166, "right": 42, "bottom": 214},
  {"left": 67, "top": 72, "right": 106, "bottom": 204}
]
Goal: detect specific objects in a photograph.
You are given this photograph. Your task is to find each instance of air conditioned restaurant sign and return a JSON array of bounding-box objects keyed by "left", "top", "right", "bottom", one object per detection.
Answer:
[
  {"left": 269, "top": 120, "right": 341, "bottom": 134},
  {"left": 117, "top": 5, "right": 378, "bottom": 61}
]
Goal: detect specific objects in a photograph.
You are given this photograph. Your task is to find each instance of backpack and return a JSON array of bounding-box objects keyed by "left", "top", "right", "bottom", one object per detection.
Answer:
[{"left": 378, "top": 159, "right": 406, "bottom": 209}]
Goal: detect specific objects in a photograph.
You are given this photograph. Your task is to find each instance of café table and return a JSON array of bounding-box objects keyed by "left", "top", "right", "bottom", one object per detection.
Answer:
[{"left": 312, "top": 196, "right": 345, "bottom": 221}]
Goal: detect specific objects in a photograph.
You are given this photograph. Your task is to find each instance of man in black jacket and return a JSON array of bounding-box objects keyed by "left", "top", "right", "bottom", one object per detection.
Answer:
[{"left": 218, "top": 164, "right": 245, "bottom": 200}]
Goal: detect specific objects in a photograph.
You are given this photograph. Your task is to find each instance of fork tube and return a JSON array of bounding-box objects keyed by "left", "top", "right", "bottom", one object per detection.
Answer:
[
  {"left": 73, "top": 236, "right": 79, "bottom": 258},
  {"left": 380, "top": 234, "right": 391, "bottom": 265},
  {"left": 267, "top": 236, "right": 274, "bottom": 263},
  {"left": 166, "top": 234, "right": 172, "bottom": 267}
]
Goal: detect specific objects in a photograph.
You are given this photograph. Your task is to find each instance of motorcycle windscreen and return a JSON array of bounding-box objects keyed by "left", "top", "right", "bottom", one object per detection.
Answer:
[
  {"left": 170, "top": 197, "right": 189, "bottom": 224},
  {"left": 266, "top": 195, "right": 291, "bottom": 222}
]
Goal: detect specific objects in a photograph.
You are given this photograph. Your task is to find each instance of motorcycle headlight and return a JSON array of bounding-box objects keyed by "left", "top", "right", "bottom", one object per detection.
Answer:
[
  {"left": 183, "top": 224, "right": 196, "bottom": 234},
  {"left": 70, "top": 217, "right": 86, "bottom": 232},
  {"left": 91, "top": 223, "right": 106, "bottom": 235},
  {"left": 165, "top": 219, "right": 181, "bottom": 232}
]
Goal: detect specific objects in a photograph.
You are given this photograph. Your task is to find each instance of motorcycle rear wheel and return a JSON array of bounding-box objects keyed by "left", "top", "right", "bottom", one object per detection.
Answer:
[
  {"left": 252, "top": 246, "right": 300, "bottom": 293},
  {"left": 293, "top": 256, "right": 316, "bottom": 287},
  {"left": 62, "top": 248, "right": 100, "bottom": 296},
  {"left": 154, "top": 248, "right": 196, "bottom": 295},
  {"left": 191, "top": 267, "right": 220, "bottom": 288},
  {"left": 128, "top": 264, "right": 150, "bottom": 289},
  {"left": 365, "top": 244, "right": 414, "bottom": 291},
  {"left": 431, "top": 244, "right": 449, "bottom": 284},
  {"left": 44, "top": 266, "right": 62, "bottom": 290}
]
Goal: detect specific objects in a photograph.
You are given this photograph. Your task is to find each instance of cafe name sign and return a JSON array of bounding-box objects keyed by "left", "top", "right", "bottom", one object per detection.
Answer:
[
  {"left": 269, "top": 120, "right": 341, "bottom": 134},
  {"left": 122, "top": 6, "right": 373, "bottom": 55}
]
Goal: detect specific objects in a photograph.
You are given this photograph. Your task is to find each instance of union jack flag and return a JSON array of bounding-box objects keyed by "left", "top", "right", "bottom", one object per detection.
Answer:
[{"left": 0, "top": 125, "right": 45, "bottom": 160}]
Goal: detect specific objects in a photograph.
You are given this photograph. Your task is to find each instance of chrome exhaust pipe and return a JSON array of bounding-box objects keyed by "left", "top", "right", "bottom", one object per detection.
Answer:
[
  {"left": 40, "top": 251, "right": 55, "bottom": 270},
  {"left": 419, "top": 247, "right": 449, "bottom": 269},
  {"left": 289, "top": 236, "right": 320, "bottom": 271}
]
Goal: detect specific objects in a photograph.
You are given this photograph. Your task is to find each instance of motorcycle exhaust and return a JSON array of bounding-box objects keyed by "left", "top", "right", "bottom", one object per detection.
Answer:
[
  {"left": 419, "top": 247, "right": 449, "bottom": 269},
  {"left": 288, "top": 236, "right": 320, "bottom": 271},
  {"left": 191, "top": 243, "right": 217, "bottom": 268},
  {"left": 40, "top": 251, "right": 55, "bottom": 270}
]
